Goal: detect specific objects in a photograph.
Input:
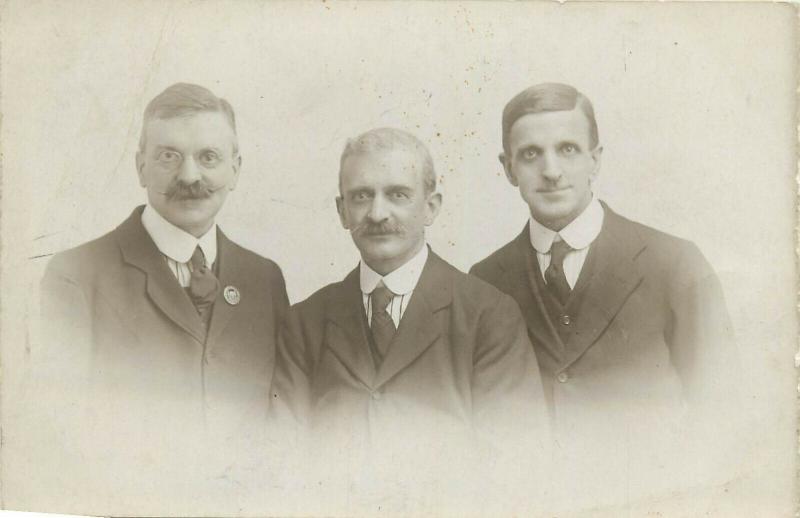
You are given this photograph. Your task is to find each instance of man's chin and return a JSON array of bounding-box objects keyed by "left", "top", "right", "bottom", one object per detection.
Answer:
[
  {"left": 529, "top": 203, "right": 578, "bottom": 229},
  {"left": 161, "top": 208, "right": 215, "bottom": 235}
]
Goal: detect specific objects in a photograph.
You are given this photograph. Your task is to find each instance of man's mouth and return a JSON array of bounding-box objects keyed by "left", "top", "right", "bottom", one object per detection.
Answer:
[{"left": 538, "top": 187, "right": 570, "bottom": 194}]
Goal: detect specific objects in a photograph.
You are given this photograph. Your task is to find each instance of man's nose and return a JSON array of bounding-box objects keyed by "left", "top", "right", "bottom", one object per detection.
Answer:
[
  {"left": 176, "top": 156, "right": 202, "bottom": 184},
  {"left": 540, "top": 152, "right": 562, "bottom": 182},
  {"left": 366, "top": 194, "right": 390, "bottom": 222}
]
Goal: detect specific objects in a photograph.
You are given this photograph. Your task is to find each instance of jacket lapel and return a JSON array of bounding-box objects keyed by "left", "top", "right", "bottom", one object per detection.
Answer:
[
  {"left": 373, "top": 250, "right": 451, "bottom": 389},
  {"left": 117, "top": 206, "right": 206, "bottom": 343},
  {"left": 325, "top": 268, "right": 377, "bottom": 388},
  {"left": 205, "top": 229, "right": 248, "bottom": 345},
  {"left": 562, "top": 205, "right": 646, "bottom": 367},
  {"left": 499, "top": 227, "right": 565, "bottom": 362}
]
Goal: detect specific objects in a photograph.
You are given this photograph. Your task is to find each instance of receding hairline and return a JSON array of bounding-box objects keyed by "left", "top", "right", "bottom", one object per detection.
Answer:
[{"left": 338, "top": 128, "right": 437, "bottom": 195}]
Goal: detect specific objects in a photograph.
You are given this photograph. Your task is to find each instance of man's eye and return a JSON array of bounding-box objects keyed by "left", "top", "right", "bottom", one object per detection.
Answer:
[
  {"left": 157, "top": 150, "right": 181, "bottom": 163},
  {"left": 522, "top": 148, "right": 538, "bottom": 160},
  {"left": 353, "top": 192, "right": 371, "bottom": 201},
  {"left": 199, "top": 151, "right": 220, "bottom": 165},
  {"left": 561, "top": 144, "right": 578, "bottom": 155},
  {"left": 391, "top": 191, "right": 409, "bottom": 200}
]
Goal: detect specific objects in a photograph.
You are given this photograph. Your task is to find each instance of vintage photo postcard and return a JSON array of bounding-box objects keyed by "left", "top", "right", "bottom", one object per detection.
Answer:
[{"left": 0, "top": 1, "right": 796, "bottom": 516}]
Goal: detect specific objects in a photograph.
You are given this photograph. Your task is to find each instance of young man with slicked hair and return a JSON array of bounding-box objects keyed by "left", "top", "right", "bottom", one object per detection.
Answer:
[{"left": 471, "top": 82, "right": 740, "bottom": 508}]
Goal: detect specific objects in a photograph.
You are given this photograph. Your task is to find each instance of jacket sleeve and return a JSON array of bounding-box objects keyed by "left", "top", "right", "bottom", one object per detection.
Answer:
[
  {"left": 470, "top": 290, "right": 552, "bottom": 501},
  {"left": 665, "top": 242, "right": 738, "bottom": 410},
  {"left": 269, "top": 306, "right": 313, "bottom": 429},
  {"left": 665, "top": 241, "right": 743, "bottom": 480},
  {"left": 471, "top": 291, "right": 550, "bottom": 447},
  {"left": 38, "top": 256, "right": 94, "bottom": 384}
]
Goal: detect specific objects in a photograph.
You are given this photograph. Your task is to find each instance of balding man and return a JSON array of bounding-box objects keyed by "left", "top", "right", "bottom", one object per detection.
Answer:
[{"left": 270, "top": 128, "right": 547, "bottom": 506}]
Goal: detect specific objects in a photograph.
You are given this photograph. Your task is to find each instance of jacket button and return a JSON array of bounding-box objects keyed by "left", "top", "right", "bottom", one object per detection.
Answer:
[
  {"left": 371, "top": 391, "right": 382, "bottom": 400},
  {"left": 560, "top": 314, "right": 571, "bottom": 326},
  {"left": 556, "top": 372, "right": 569, "bottom": 383}
]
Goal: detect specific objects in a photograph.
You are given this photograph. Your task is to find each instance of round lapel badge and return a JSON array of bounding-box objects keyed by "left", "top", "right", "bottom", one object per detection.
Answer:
[{"left": 223, "top": 285, "right": 241, "bottom": 306}]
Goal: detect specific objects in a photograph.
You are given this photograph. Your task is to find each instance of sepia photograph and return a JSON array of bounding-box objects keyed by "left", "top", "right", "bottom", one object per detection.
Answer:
[{"left": 0, "top": 1, "right": 796, "bottom": 516}]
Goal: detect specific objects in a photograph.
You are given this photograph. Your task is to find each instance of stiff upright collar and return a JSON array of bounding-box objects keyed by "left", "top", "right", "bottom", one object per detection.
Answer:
[
  {"left": 141, "top": 204, "right": 217, "bottom": 266},
  {"left": 529, "top": 196, "right": 604, "bottom": 253},
  {"left": 359, "top": 243, "right": 429, "bottom": 296}
]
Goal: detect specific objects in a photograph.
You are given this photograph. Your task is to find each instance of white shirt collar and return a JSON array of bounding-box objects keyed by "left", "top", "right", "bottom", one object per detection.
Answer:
[
  {"left": 360, "top": 244, "right": 429, "bottom": 296},
  {"left": 529, "top": 196, "right": 604, "bottom": 253},
  {"left": 141, "top": 204, "right": 218, "bottom": 266}
]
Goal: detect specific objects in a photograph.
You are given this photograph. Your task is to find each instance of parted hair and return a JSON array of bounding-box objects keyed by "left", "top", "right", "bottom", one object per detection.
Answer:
[
  {"left": 139, "top": 82, "right": 238, "bottom": 154},
  {"left": 501, "top": 83, "right": 598, "bottom": 155}
]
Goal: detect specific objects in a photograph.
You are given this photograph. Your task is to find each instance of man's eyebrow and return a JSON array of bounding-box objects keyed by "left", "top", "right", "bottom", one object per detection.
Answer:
[
  {"left": 384, "top": 184, "right": 413, "bottom": 192},
  {"left": 344, "top": 186, "right": 374, "bottom": 194},
  {"left": 514, "top": 143, "right": 541, "bottom": 155}
]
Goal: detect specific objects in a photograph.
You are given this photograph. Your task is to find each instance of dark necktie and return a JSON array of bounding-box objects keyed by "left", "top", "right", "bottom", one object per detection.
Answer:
[
  {"left": 188, "top": 245, "right": 219, "bottom": 323},
  {"left": 370, "top": 281, "right": 397, "bottom": 360},
  {"left": 544, "top": 238, "right": 573, "bottom": 305}
]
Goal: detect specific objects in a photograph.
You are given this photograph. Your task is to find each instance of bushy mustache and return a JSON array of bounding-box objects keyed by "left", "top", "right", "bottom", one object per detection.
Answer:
[
  {"left": 159, "top": 181, "right": 217, "bottom": 201},
  {"left": 353, "top": 220, "right": 406, "bottom": 236}
]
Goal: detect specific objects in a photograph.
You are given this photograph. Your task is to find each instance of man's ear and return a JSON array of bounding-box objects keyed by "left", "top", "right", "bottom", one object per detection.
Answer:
[
  {"left": 424, "top": 192, "right": 443, "bottom": 226},
  {"left": 336, "top": 196, "right": 349, "bottom": 230},
  {"left": 589, "top": 145, "right": 603, "bottom": 183},
  {"left": 499, "top": 152, "right": 518, "bottom": 187},
  {"left": 135, "top": 151, "right": 146, "bottom": 187},
  {"left": 229, "top": 154, "right": 242, "bottom": 191}
]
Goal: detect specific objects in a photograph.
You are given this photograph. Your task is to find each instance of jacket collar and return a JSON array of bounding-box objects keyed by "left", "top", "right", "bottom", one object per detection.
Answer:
[
  {"left": 498, "top": 203, "right": 647, "bottom": 369},
  {"left": 325, "top": 248, "right": 453, "bottom": 390},
  {"left": 116, "top": 206, "right": 238, "bottom": 344}
]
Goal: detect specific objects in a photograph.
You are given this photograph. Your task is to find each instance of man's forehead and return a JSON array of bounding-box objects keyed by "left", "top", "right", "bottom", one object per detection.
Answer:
[
  {"left": 509, "top": 108, "right": 591, "bottom": 144},
  {"left": 341, "top": 148, "right": 424, "bottom": 185},
  {"left": 143, "top": 112, "right": 236, "bottom": 147}
]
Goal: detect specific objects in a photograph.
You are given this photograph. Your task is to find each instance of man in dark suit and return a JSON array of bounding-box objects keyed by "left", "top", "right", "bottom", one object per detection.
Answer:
[
  {"left": 271, "top": 128, "right": 548, "bottom": 510},
  {"left": 37, "top": 83, "right": 288, "bottom": 503},
  {"left": 470, "top": 83, "right": 740, "bottom": 508}
]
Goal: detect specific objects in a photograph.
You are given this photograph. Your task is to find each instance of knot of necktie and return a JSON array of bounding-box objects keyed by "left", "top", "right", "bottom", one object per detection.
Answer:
[
  {"left": 544, "top": 237, "right": 573, "bottom": 305},
  {"left": 370, "top": 281, "right": 397, "bottom": 361},
  {"left": 371, "top": 282, "right": 395, "bottom": 316},
  {"left": 189, "top": 245, "right": 219, "bottom": 317}
]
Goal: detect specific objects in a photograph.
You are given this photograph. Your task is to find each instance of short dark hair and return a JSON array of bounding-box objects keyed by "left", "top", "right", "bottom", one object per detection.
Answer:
[
  {"left": 138, "top": 83, "right": 238, "bottom": 154},
  {"left": 501, "top": 83, "right": 598, "bottom": 155},
  {"left": 339, "top": 127, "right": 437, "bottom": 195}
]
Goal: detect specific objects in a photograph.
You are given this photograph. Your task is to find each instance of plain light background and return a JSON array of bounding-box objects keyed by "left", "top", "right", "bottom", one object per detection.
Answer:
[{"left": 1, "top": 1, "right": 796, "bottom": 515}]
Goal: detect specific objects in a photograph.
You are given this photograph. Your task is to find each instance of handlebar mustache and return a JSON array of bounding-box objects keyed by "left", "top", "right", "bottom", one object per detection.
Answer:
[{"left": 156, "top": 181, "right": 226, "bottom": 200}]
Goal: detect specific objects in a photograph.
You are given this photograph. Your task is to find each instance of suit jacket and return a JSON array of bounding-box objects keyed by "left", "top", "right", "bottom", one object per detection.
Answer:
[
  {"left": 271, "top": 249, "right": 547, "bottom": 444},
  {"left": 470, "top": 203, "right": 739, "bottom": 506},
  {"left": 269, "top": 250, "right": 549, "bottom": 510},
  {"left": 36, "top": 206, "right": 289, "bottom": 504}
]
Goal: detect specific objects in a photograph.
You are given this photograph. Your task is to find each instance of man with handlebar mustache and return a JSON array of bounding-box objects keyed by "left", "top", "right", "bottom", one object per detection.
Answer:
[{"left": 39, "top": 83, "right": 289, "bottom": 494}]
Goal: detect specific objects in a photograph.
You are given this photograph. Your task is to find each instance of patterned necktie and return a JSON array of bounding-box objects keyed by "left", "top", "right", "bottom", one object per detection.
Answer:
[
  {"left": 544, "top": 238, "right": 573, "bottom": 306},
  {"left": 189, "top": 245, "right": 219, "bottom": 323},
  {"left": 370, "top": 281, "right": 397, "bottom": 360}
]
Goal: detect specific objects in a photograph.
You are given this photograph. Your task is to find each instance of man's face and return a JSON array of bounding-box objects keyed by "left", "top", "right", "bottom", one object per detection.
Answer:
[
  {"left": 336, "top": 149, "right": 441, "bottom": 275},
  {"left": 501, "top": 107, "right": 601, "bottom": 231},
  {"left": 136, "top": 111, "right": 240, "bottom": 237}
]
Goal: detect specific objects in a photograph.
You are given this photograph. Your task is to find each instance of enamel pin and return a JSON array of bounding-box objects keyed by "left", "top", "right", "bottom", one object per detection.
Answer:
[{"left": 223, "top": 285, "right": 241, "bottom": 306}]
